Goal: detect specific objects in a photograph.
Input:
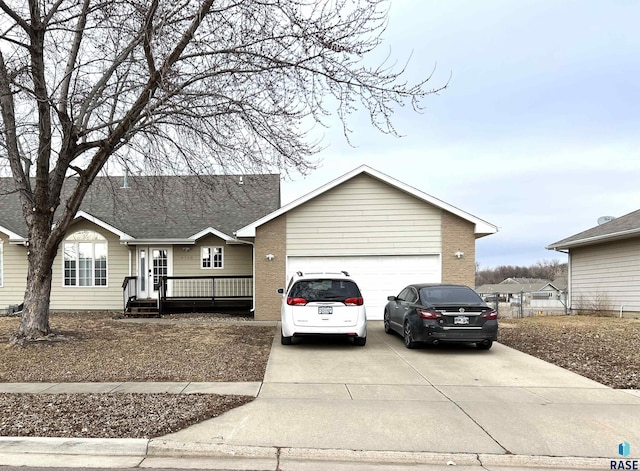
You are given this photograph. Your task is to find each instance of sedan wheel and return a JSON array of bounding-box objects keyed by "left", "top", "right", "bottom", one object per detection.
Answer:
[
  {"left": 383, "top": 310, "right": 392, "bottom": 334},
  {"left": 403, "top": 321, "right": 417, "bottom": 349},
  {"left": 476, "top": 340, "right": 493, "bottom": 350}
]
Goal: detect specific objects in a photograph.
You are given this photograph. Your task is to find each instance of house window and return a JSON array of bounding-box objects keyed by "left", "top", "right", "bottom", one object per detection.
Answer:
[
  {"left": 63, "top": 230, "right": 108, "bottom": 287},
  {"left": 201, "top": 247, "right": 223, "bottom": 269}
]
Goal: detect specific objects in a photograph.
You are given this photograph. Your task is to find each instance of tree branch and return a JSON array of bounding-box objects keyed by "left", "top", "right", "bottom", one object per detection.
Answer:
[
  {"left": 0, "top": 51, "right": 30, "bottom": 195},
  {"left": 0, "top": 0, "right": 31, "bottom": 33},
  {"left": 143, "top": 0, "right": 159, "bottom": 75}
]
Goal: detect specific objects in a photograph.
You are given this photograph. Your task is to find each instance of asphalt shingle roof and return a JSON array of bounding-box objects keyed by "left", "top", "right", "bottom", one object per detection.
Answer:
[
  {"left": 0, "top": 174, "right": 280, "bottom": 240},
  {"left": 547, "top": 208, "right": 640, "bottom": 250}
]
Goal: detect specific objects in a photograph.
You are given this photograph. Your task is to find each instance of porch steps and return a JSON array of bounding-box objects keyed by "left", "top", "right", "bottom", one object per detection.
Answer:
[{"left": 125, "top": 299, "right": 160, "bottom": 317}]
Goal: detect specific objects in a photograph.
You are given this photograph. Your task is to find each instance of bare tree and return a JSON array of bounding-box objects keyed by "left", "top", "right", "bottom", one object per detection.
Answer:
[
  {"left": 0, "top": 0, "right": 443, "bottom": 340},
  {"left": 475, "top": 259, "right": 568, "bottom": 286}
]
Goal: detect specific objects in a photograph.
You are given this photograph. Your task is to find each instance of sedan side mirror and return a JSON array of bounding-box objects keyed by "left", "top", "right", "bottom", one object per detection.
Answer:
[
  {"left": 387, "top": 295, "right": 397, "bottom": 301},
  {"left": 277, "top": 288, "right": 285, "bottom": 295}
]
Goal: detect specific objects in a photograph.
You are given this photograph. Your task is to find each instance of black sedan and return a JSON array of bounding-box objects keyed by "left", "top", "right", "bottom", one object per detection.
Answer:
[{"left": 384, "top": 283, "right": 498, "bottom": 349}]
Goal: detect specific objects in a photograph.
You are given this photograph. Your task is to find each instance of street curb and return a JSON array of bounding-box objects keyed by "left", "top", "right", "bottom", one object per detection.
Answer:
[
  {"left": 147, "top": 439, "right": 277, "bottom": 459},
  {"left": 478, "top": 453, "right": 611, "bottom": 469},
  {"left": 0, "top": 437, "right": 616, "bottom": 469},
  {"left": 148, "top": 439, "right": 612, "bottom": 469},
  {"left": 0, "top": 436, "right": 149, "bottom": 456}
]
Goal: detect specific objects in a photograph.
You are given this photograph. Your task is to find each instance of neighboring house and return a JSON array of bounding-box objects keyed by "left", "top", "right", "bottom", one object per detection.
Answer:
[
  {"left": 529, "top": 278, "right": 567, "bottom": 309},
  {"left": 547, "top": 209, "right": 640, "bottom": 317},
  {"left": 0, "top": 165, "right": 498, "bottom": 321},
  {"left": 476, "top": 278, "right": 551, "bottom": 304}
]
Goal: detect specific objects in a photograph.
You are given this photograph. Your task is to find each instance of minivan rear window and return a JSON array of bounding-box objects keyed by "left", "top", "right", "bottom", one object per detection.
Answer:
[{"left": 289, "top": 279, "right": 361, "bottom": 302}]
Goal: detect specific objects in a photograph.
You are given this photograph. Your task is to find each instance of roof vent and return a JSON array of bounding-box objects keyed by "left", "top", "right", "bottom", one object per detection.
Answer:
[
  {"left": 121, "top": 169, "right": 130, "bottom": 189},
  {"left": 597, "top": 216, "right": 615, "bottom": 225},
  {"left": 238, "top": 176, "right": 244, "bottom": 185}
]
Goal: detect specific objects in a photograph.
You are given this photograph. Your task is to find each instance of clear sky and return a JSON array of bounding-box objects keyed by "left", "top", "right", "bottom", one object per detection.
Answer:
[{"left": 279, "top": 0, "right": 640, "bottom": 269}]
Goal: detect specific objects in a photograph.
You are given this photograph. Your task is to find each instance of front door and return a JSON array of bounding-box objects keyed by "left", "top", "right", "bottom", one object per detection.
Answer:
[{"left": 137, "top": 247, "right": 172, "bottom": 299}]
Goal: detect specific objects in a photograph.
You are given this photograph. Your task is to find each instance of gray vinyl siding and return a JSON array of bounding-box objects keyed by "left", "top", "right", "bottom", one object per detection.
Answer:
[
  {"left": 570, "top": 239, "right": 640, "bottom": 311},
  {"left": 50, "top": 220, "right": 130, "bottom": 311},
  {"left": 0, "top": 235, "right": 28, "bottom": 308},
  {"left": 286, "top": 174, "right": 442, "bottom": 256},
  {"left": 172, "top": 235, "right": 253, "bottom": 276}
]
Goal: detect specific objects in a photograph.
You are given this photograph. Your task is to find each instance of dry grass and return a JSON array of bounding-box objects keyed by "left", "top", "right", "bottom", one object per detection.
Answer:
[
  {"left": 0, "top": 312, "right": 275, "bottom": 438},
  {"left": 0, "top": 312, "right": 274, "bottom": 382}
]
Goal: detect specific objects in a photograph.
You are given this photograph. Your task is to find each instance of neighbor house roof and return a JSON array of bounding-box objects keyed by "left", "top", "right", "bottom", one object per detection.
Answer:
[
  {"left": 0, "top": 174, "right": 280, "bottom": 243},
  {"left": 236, "top": 165, "right": 498, "bottom": 238},
  {"left": 499, "top": 277, "right": 549, "bottom": 285},
  {"left": 476, "top": 280, "right": 550, "bottom": 294},
  {"left": 546, "top": 209, "right": 640, "bottom": 251}
]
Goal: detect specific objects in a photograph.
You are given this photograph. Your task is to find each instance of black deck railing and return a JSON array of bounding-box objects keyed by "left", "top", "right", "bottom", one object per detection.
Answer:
[
  {"left": 124, "top": 275, "right": 253, "bottom": 314},
  {"left": 122, "top": 276, "right": 138, "bottom": 312},
  {"left": 157, "top": 275, "right": 253, "bottom": 313}
]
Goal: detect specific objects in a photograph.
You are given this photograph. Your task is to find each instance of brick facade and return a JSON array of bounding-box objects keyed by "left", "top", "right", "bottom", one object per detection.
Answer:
[
  {"left": 441, "top": 211, "right": 476, "bottom": 287},
  {"left": 254, "top": 214, "right": 287, "bottom": 321}
]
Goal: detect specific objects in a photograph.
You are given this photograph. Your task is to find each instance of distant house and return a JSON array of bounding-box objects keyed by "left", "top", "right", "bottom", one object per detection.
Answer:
[
  {"left": 529, "top": 278, "right": 568, "bottom": 310},
  {"left": 476, "top": 278, "right": 551, "bottom": 304},
  {"left": 547, "top": 209, "right": 640, "bottom": 317},
  {"left": 1, "top": 165, "right": 498, "bottom": 320}
]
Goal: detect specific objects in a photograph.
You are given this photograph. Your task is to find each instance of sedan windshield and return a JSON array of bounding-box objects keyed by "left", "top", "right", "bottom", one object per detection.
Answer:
[{"left": 419, "top": 286, "right": 483, "bottom": 305}]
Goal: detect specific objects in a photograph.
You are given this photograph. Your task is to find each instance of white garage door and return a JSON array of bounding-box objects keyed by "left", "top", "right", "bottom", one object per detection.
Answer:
[{"left": 287, "top": 256, "right": 441, "bottom": 320}]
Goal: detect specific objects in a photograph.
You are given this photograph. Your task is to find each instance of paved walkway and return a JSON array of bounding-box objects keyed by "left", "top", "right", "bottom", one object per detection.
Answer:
[{"left": 1, "top": 321, "right": 639, "bottom": 470}]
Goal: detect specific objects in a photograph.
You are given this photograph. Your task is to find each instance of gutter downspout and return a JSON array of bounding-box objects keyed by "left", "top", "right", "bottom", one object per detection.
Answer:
[{"left": 233, "top": 233, "right": 256, "bottom": 313}]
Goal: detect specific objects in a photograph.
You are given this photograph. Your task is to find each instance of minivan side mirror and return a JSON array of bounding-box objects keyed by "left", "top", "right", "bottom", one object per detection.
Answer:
[{"left": 277, "top": 288, "right": 285, "bottom": 295}]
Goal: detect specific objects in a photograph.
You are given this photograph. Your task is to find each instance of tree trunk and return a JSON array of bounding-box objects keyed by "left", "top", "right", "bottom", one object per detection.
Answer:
[
  {"left": 17, "top": 238, "right": 55, "bottom": 340},
  {"left": 19, "top": 280, "right": 53, "bottom": 339}
]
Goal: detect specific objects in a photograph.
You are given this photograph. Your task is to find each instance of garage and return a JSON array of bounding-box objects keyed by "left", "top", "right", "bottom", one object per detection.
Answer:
[
  {"left": 238, "top": 166, "right": 498, "bottom": 321},
  {"left": 287, "top": 255, "right": 441, "bottom": 320}
]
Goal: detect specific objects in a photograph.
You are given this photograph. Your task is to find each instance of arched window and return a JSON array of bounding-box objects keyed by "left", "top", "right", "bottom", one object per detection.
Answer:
[{"left": 63, "top": 230, "right": 108, "bottom": 287}]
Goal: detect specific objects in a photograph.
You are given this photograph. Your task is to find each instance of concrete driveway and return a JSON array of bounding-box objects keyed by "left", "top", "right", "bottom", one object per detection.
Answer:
[{"left": 163, "top": 321, "right": 640, "bottom": 461}]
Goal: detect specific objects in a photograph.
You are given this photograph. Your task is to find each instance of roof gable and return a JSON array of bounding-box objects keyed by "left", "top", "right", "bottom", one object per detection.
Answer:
[
  {"left": 236, "top": 165, "right": 498, "bottom": 238},
  {"left": 72, "top": 211, "right": 134, "bottom": 241},
  {"left": 0, "top": 224, "right": 24, "bottom": 241},
  {"left": 547, "top": 208, "right": 640, "bottom": 250}
]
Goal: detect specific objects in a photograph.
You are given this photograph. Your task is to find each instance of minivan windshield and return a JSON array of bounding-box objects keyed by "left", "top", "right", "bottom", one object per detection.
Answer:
[{"left": 289, "top": 279, "right": 361, "bottom": 302}]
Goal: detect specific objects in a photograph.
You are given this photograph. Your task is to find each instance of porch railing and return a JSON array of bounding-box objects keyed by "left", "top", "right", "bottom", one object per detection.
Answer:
[
  {"left": 122, "top": 276, "right": 137, "bottom": 311},
  {"left": 157, "top": 275, "right": 253, "bottom": 312},
  {"left": 124, "top": 275, "right": 252, "bottom": 314}
]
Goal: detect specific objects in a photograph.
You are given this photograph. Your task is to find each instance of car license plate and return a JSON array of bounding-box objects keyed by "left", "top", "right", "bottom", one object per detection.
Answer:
[
  {"left": 318, "top": 306, "right": 333, "bottom": 315},
  {"left": 454, "top": 315, "right": 469, "bottom": 325}
]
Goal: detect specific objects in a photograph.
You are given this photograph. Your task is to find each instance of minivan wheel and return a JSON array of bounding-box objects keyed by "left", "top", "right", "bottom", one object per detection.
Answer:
[
  {"left": 476, "top": 340, "right": 493, "bottom": 350},
  {"left": 403, "top": 321, "right": 417, "bottom": 349},
  {"left": 281, "top": 331, "right": 292, "bottom": 345},
  {"left": 383, "top": 310, "right": 392, "bottom": 334},
  {"left": 354, "top": 336, "right": 366, "bottom": 346}
]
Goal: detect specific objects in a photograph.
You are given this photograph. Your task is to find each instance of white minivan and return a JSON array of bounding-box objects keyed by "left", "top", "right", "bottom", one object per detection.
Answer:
[{"left": 278, "top": 271, "right": 367, "bottom": 346}]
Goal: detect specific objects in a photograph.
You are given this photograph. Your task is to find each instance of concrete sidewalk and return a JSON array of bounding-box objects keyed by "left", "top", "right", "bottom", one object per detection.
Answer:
[
  {"left": 1, "top": 321, "right": 639, "bottom": 470},
  {"left": 0, "top": 380, "right": 261, "bottom": 396}
]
